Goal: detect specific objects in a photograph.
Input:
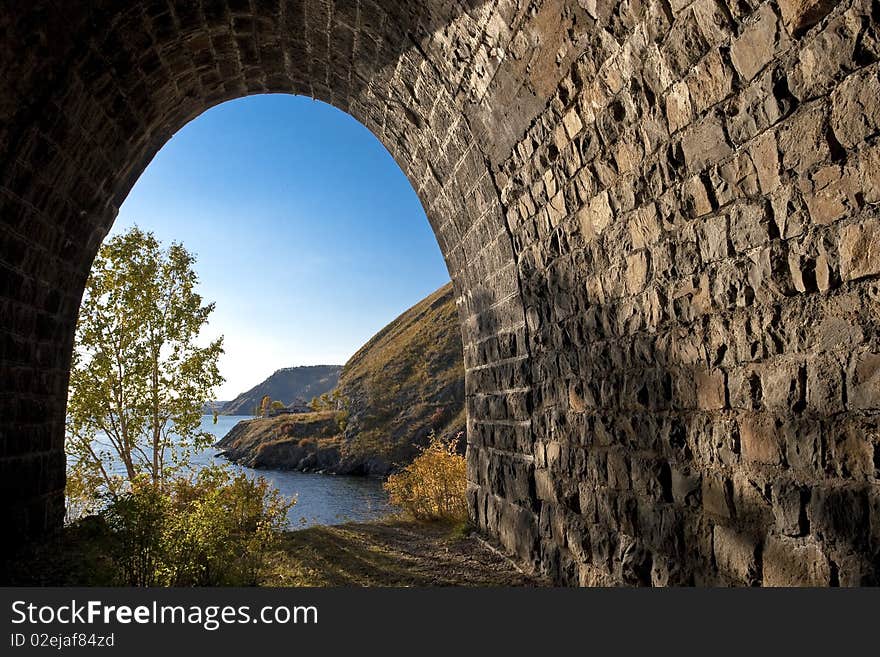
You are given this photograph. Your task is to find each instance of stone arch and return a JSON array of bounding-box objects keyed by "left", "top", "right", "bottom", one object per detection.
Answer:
[
  {"left": 0, "top": 0, "right": 534, "bottom": 562},
  {"left": 4, "top": 1, "right": 880, "bottom": 586}
]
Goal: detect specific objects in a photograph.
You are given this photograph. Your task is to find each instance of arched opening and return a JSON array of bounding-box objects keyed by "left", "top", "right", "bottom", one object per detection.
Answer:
[{"left": 75, "top": 91, "right": 457, "bottom": 528}]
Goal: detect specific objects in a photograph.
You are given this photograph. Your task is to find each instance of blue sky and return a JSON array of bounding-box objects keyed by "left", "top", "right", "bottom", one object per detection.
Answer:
[{"left": 113, "top": 94, "right": 450, "bottom": 400}]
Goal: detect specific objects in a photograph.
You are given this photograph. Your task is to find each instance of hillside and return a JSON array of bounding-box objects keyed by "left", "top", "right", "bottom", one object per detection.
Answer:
[
  {"left": 221, "top": 365, "right": 342, "bottom": 416},
  {"left": 217, "top": 282, "right": 465, "bottom": 475},
  {"left": 336, "top": 282, "right": 465, "bottom": 472}
]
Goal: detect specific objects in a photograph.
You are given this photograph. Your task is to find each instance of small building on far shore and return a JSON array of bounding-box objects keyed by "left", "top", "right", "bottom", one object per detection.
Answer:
[
  {"left": 267, "top": 397, "right": 312, "bottom": 417},
  {"left": 287, "top": 398, "right": 312, "bottom": 414}
]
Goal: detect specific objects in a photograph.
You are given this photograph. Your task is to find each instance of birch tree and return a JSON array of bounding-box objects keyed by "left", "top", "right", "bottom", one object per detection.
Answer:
[{"left": 66, "top": 227, "right": 224, "bottom": 497}]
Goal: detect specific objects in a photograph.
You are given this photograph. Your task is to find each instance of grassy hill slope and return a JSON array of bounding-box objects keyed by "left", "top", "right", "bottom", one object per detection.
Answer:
[{"left": 336, "top": 282, "right": 465, "bottom": 472}]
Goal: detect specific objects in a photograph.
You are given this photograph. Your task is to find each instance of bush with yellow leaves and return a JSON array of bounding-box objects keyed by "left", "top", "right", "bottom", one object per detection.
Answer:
[{"left": 383, "top": 431, "right": 467, "bottom": 521}]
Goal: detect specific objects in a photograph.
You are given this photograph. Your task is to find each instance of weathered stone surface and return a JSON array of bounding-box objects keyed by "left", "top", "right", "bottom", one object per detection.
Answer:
[
  {"left": 740, "top": 415, "right": 783, "bottom": 464},
  {"left": 763, "top": 535, "right": 831, "bottom": 586},
  {"left": 682, "top": 115, "right": 733, "bottom": 172},
  {"left": 713, "top": 525, "right": 761, "bottom": 585},
  {"left": 687, "top": 51, "right": 734, "bottom": 114},
  {"left": 777, "top": 0, "right": 840, "bottom": 36},
  {"left": 695, "top": 367, "right": 727, "bottom": 410},
  {"left": 830, "top": 66, "right": 880, "bottom": 149},
  {"left": 750, "top": 130, "right": 782, "bottom": 193},
  {"left": 847, "top": 352, "right": 880, "bottom": 409},
  {"left": 2, "top": 0, "right": 878, "bottom": 586},
  {"left": 703, "top": 474, "right": 733, "bottom": 519},
  {"left": 773, "top": 481, "right": 808, "bottom": 537},
  {"left": 839, "top": 219, "right": 880, "bottom": 281},
  {"left": 730, "top": 5, "right": 786, "bottom": 83}
]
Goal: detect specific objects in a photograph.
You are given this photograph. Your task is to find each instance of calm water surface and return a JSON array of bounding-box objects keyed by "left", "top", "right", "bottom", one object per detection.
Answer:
[{"left": 86, "top": 415, "right": 395, "bottom": 529}]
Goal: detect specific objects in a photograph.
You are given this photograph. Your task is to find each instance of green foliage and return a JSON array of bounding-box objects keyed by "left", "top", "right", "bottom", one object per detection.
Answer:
[
  {"left": 65, "top": 226, "right": 224, "bottom": 495},
  {"left": 65, "top": 460, "right": 105, "bottom": 525},
  {"left": 383, "top": 431, "right": 467, "bottom": 522},
  {"left": 60, "top": 227, "right": 295, "bottom": 587},
  {"left": 102, "top": 466, "right": 294, "bottom": 586},
  {"left": 269, "top": 400, "right": 286, "bottom": 411},
  {"left": 307, "top": 390, "right": 350, "bottom": 432}
]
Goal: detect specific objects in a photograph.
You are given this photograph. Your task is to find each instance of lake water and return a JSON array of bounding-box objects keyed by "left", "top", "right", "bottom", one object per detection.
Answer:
[{"left": 83, "top": 415, "right": 395, "bottom": 529}]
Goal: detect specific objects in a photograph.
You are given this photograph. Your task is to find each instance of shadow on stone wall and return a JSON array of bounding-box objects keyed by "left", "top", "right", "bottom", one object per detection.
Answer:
[{"left": 516, "top": 259, "right": 880, "bottom": 585}]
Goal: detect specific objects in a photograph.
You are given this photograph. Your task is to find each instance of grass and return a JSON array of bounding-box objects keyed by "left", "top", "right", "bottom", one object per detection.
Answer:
[
  {"left": 3, "top": 517, "right": 544, "bottom": 587},
  {"left": 262, "top": 518, "right": 543, "bottom": 587}
]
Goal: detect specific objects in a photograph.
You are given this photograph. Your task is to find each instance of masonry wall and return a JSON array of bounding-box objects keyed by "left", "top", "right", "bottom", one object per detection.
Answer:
[
  {"left": 467, "top": 0, "right": 880, "bottom": 585},
  {"left": 1, "top": 0, "right": 878, "bottom": 585}
]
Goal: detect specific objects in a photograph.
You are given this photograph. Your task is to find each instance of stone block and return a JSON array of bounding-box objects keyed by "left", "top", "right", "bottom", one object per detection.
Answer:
[
  {"left": 831, "top": 66, "right": 880, "bottom": 149},
  {"left": 806, "top": 354, "right": 845, "bottom": 415},
  {"left": 810, "top": 485, "right": 870, "bottom": 548},
  {"left": 534, "top": 468, "right": 557, "bottom": 503},
  {"left": 713, "top": 524, "right": 760, "bottom": 585},
  {"left": 712, "top": 151, "right": 759, "bottom": 205},
  {"left": 847, "top": 352, "right": 880, "bottom": 410},
  {"left": 739, "top": 414, "right": 783, "bottom": 464},
  {"left": 697, "top": 214, "right": 729, "bottom": 262},
  {"left": 782, "top": 421, "right": 823, "bottom": 473},
  {"left": 578, "top": 190, "right": 613, "bottom": 240},
  {"left": 625, "top": 251, "right": 649, "bottom": 295},
  {"left": 858, "top": 141, "right": 880, "bottom": 204},
  {"left": 781, "top": 107, "right": 828, "bottom": 174},
  {"left": 681, "top": 115, "right": 732, "bottom": 172},
  {"left": 695, "top": 367, "right": 726, "bottom": 410},
  {"left": 703, "top": 473, "right": 732, "bottom": 519},
  {"left": 773, "top": 481, "right": 808, "bottom": 537},
  {"left": 763, "top": 535, "right": 831, "bottom": 586},
  {"left": 728, "top": 202, "right": 770, "bottom": 253},
  {"left": 749, "top": 130, "right": 781, "bottom": 193},
  {"left": 777, "top": 0, "right": 840, "bottom": 36},
  {"left": 666, "top": 80, "right": 693, "bottom": 133},
  {"left": 562, "top": 108, "right": 584, "bottom": 138},
  {"left": 839, "top": 219, "right": 880, "bottom": 281},
  {"left": 789, "top": 5, "right": 868, "bottom": 99},
  {"left": 826, "top": 422, "right": 876, "bottom": 480},
  {"left": 801, "top": 165, "right": 857, "bottom": 226},
  {"left": 687, "top": 50, "right": 733, "bottom": 114},
  {"left": 729, "top": 4, "right": 784, "bottom": 82},
  {"left": 671, "top": 465, "right": 702, "bottom": 507},
  {"left": 756, "top": 361, "right": 804, "bottom": 411}
]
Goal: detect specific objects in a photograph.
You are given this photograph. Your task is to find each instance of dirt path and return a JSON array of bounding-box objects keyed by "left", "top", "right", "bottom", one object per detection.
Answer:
[{"left": 264, "top": 519, "right": 546, "bottom": 586}]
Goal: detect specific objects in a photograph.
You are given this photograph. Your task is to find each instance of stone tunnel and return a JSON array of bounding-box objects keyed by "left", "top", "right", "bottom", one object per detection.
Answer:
[{"left": 1, "top": 0, "right": 879, "bottom": 585}]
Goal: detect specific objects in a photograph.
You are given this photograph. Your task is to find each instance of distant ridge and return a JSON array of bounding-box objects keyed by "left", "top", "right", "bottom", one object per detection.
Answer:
[{"left": 221, "top": 365, "right": 342, "bottom": 415}]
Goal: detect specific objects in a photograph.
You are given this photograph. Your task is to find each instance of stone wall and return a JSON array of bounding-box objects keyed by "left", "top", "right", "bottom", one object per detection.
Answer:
[
  {"left": 468, "top": 0, "right": 880, "bottom": 585},
  {"left": 1, "top": 0, "right": 879, "bottom": 585}
]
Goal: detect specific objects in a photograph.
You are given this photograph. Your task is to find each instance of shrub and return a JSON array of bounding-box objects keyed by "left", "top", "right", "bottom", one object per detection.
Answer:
[
  {"left": 101, "top": 482, "right": 168, "bottom": 587},
  {"left": 383, "top": 431, "right": 467, "bottom": 522},
  {"left": 101, "top": 466, "right": 294, "bottom": 586}
]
